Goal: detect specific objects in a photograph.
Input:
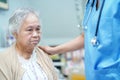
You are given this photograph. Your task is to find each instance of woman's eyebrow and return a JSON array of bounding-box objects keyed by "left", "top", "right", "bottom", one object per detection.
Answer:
[{"left": 27, "top": 25, "right": 41, "bottom": 28}]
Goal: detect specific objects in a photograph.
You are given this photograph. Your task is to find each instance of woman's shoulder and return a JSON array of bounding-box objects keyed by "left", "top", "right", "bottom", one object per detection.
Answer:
[
  {"left": 0, "top": 48, "right": 10, "bottom": 57},
  {"left": 0, "top": 48, "right": 11, "bottom": 69},
  {"left": 35, "top": 46, "right": 48, "bottom": 55},
  {"left": 35, "top": 46, "right": 51, "bottom": 60},
  {"left": 0, "top": 46, "right": 14, "bottom": 64}
]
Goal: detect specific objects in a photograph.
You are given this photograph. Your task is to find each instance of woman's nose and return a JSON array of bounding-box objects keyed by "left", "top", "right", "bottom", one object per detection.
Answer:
[{"left": 32, "top": 31, "right": 39, "bottom": 37}]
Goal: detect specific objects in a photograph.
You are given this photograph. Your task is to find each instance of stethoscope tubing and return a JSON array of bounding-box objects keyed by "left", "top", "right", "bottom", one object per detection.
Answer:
[
  {"left": 85, "top": 0, "right": 106, "bottom": 46},
  {"left": 95, "top": 0, "right": 105, "bottom": 37}
]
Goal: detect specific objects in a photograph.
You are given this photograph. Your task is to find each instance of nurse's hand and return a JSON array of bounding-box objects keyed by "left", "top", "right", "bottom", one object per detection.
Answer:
[{"left": 38, "top": 46, "right": 57, "bottom": 55}]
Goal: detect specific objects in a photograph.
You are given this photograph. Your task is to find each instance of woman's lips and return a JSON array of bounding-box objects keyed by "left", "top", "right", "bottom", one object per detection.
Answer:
[{"left": 31, "top": 40, "right": 39, "bottom": 44}]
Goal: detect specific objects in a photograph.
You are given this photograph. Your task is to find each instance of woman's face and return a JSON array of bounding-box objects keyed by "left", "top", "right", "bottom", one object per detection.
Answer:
[{"left": 15, "top": 13, "right": 41, "bottom": 49}]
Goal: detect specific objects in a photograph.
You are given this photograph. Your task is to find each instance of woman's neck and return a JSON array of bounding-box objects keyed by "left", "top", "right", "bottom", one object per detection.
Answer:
[{"left": 15, "top": 43, "right": 34, "bottom": 59}]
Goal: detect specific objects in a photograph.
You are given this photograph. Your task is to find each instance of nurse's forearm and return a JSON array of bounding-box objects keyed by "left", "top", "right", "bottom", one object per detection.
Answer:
[{"left": 54, "top": 33, "right": 84, "bottom": 54}]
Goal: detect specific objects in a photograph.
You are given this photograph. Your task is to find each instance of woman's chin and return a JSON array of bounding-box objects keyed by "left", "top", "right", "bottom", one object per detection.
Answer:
[
  {"left": 30, "top": 43, "right": 38, "bottom": 48},
  {"left": 33, "top": 43, "right": 39, "bottom": 46}
]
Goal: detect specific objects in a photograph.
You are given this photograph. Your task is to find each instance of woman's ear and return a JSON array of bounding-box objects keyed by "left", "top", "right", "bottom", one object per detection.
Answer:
[{"left": 13, "top": 32, "right": 18, "bottom": 39}]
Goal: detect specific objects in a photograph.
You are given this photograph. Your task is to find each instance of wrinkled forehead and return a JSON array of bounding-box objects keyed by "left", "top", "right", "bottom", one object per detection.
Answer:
[
  {"left": 25, "top": 13, "right": 39, "bottom": 22},
  {"left": 20, "top": 13, "right": 41, "bottom": 29}
]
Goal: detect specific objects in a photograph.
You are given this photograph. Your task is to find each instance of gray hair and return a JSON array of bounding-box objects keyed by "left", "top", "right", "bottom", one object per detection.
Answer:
[{"left": 9, "top": 8, "right": 39, "bottom": 34}]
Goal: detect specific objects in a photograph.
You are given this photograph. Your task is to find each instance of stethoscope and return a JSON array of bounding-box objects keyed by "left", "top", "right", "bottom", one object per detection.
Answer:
[{"left": 85, "top": 0, "right": 105, "bottom": 46}]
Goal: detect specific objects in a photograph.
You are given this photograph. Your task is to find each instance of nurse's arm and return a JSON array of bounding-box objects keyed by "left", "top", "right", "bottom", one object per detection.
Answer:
[{"left": 39, "top": 32, "right": 84, "bottom": 55}]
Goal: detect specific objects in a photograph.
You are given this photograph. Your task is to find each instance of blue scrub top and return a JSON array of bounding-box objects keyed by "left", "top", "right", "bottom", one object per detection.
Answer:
[{"left": 83, "top": 0, "right": 120, "bottom": 80}]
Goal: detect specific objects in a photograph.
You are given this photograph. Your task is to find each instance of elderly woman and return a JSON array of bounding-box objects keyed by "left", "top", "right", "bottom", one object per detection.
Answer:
[{"left": 0, "top": 8, "right": 58, "bottom": 80}]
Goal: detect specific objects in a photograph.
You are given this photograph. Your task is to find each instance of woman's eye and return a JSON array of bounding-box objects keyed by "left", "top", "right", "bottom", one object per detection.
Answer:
[
  {"left": 36, "top": 28, "right": 40, "bottom": 31},
  {"left": 27, "top": 29, "right": 33, "bottom": 31}
]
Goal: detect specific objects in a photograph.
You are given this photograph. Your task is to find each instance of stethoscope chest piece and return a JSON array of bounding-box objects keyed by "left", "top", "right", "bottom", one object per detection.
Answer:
[{"left": 91, "top": 36, "right": 99, "bottom": 46}]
